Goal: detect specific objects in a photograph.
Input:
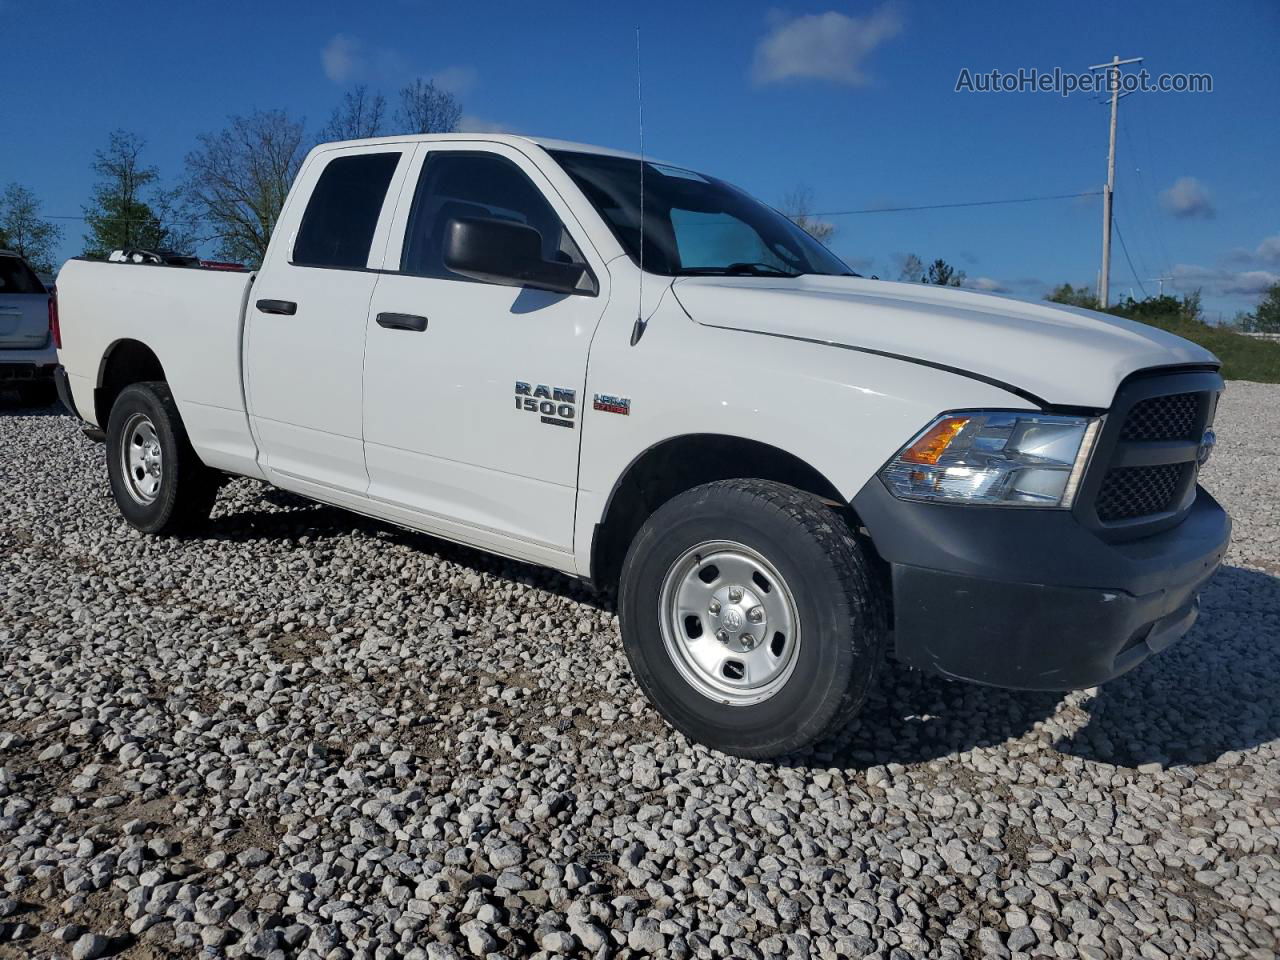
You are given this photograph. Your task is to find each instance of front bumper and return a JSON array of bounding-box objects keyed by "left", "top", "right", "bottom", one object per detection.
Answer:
[{"left": 852, "top": 478, "right": 1230, "bottom": 690}]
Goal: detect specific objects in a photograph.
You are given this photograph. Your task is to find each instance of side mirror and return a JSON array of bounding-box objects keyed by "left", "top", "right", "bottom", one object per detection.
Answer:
[{"left": 443, "top": 217, "right": 594, "bottom": 296}]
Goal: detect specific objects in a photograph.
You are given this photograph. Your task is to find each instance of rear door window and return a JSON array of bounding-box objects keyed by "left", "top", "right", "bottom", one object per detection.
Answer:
[
  {"left": 0, "top": 257, "right": 46, "bottom": 294},
  {"left": 292, "top": 152, "right": 401, "bottom": 269}
]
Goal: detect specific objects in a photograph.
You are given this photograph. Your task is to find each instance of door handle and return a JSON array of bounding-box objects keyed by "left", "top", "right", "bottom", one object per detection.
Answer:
[
  {"left": 256, "top": 299, "right": 298, "bottom": 316},
  {"left": 376, "top": 312, "right": 428, "bottom": 332}
]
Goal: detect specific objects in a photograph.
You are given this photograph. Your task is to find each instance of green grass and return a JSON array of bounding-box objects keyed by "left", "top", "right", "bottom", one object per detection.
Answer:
[{"left": 1129, "top": 313, "right": 1280, "bottom": 383}]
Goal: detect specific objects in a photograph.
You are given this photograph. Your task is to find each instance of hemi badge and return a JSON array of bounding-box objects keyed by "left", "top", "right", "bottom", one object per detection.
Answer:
[{"left": 593, "top": 394, "right": 631, "bottom": 415}]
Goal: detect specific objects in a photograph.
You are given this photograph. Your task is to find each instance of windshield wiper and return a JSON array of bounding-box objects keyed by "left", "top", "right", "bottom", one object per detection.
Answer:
[{"left": 681, "top": 262, "right": 801, "bottom": 278}]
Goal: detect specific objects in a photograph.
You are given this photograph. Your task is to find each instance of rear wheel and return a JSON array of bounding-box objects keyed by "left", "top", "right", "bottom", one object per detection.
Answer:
[
  {"left": 619, "top": 479, "right": 887, "bottom": 758},
  {"left": 106, "top": 382, "right": 217, "bottom": 534}
]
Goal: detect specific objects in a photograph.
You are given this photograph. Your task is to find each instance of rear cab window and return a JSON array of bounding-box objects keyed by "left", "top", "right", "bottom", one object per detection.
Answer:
[
  {"left": 292, "top": 152, "right": 402, "bottom": 269},
  {"left": 0, "top": 256, "right": 47, "bottom": 294}
]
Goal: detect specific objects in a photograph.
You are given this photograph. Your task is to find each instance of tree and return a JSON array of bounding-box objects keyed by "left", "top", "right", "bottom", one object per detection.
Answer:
[
  {"left": 395, "top": 78, "right": 461, "bottom": 134},
  {"left": 185, "top": 110, "right": 306, "bottom": 266},
  {"left": 319, "top": 85, "right": 386, "bottom": 142},
  {"left": 1046, "top": 283, "right": 1100, "bottom": 310},
  {"left": 898, "top": 254, "right": 964, "bottom": 286},
  {"left": 780, "top": 186, "right": 835, "bottom": 244},
  {"left": 1243, "top": 283, "right": 1280, "bottom": 333},
  {"left": 897, "top": 254, "right": 925, "bottom": 283},
  {"left": 82, "top": 131, "right": 193, "bottom": 258},
  {"left": 0, "top": 183, "right": 63, "bottom": 271},
  {"left": 925, "top": 258, "right": 965, "bottom": 287}
]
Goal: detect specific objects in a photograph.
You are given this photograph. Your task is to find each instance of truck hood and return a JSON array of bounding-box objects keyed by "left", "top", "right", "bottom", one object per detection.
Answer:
[{"left": 671, "top": 275, "right": 1216, "bottom": 408}]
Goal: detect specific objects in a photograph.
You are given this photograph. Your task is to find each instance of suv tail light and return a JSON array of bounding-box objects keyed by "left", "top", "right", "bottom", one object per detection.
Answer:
[{"left": 49, "top": 290, "right": 61, "bottom": 349}]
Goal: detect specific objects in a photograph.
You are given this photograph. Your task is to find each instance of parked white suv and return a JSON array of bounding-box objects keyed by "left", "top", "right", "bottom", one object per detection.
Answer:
[
  {"left": 0, "top": 250, "right": 56, "bottom": 404},
  {"left": 53, "top": 135, "right": 1230, "bottom": 757}
]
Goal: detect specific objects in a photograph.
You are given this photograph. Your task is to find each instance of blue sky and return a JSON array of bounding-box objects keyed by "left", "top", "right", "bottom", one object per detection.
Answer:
[{"left": 5, "top": 0, "right": 1277, "bottom": 319}]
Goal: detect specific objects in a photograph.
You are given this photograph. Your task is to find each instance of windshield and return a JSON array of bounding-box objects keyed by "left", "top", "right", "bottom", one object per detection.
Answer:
[{"left": 551, "top": 150, "right": 852, "bottom": 278}]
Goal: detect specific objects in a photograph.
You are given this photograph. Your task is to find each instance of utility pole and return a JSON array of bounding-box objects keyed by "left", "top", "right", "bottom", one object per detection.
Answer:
[
  {"left": 1088, "top": 55, "right": 1143, "bottom": 308},
  {"left": 1148, "top": 276, "right": 1173, "bottom": 297}
]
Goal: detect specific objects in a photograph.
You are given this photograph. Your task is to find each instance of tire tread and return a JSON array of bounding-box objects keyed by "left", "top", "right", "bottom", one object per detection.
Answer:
[
  {"left": 620, "top": 478, "right": 888, "bottom": 757},
  {"left": 107, "top": 381, "right": 217, "bottom": 535}
]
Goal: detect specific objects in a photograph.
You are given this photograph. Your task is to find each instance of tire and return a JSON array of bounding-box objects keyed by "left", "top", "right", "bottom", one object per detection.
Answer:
[
  {"left": 105, "top": 381, "right": 218, "bottom": 535},
  {"left": 618, "top": 479, "right": 887, "bottom": 759}
]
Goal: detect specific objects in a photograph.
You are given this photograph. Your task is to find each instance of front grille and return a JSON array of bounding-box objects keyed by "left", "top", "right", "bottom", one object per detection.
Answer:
[
  {"left": 1079, "top": 370, "right": 1221, "bottom": 536},
  {"left": 1120, "top": 392, "right": 1199, "bottom": 441},
  {"left": 1095, "top": 463, "right": 1185, "bottom": 522}
]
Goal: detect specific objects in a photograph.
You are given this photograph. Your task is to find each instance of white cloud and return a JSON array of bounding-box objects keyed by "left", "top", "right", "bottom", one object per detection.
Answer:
[
  {"left": 963, "top": 276, "right": 1007, "bottom": 293},
  {"left": 1222, "top": 270, "right": 1280, "bottom": 296},
  {"left": 1254, "top": 234, "right": 1280, "bottom": 266},
  {"left": 432, "top": 66, "right": 478, "bottom": 95},
  {"left": 322, "top": 34, "right": 361, "bottom": 84},
  {"left": 1171, "top": 263, "right": 1279, "bottom": 297},
  {"left": 321, "top": 34, "right": 476, "bottom": 95},
  {"left": 458, "top": 114, "right": 512, "bottom": 134},
  {"left": 752, "top": 6, "right": 903, "bottom": 87},
  {"left": 1160, "top": 176, "right": 1214, "bottom": 219}
]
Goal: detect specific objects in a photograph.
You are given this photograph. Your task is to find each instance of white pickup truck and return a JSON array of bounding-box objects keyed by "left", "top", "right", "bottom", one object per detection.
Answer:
[{"left": 54, "top": 134, "right": 1230, "bottom": 757}]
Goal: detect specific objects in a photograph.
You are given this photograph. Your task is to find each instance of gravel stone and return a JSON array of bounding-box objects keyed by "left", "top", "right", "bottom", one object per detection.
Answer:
[
  {"left": 1, "top": 385, "right": 1277, "bottom": 959},
  {"left": 71, "top": 932, "right": 110, "bottom": 960}
]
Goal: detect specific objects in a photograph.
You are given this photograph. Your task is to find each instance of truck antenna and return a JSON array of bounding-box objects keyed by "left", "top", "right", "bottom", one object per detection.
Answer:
[{"left": 629, "top": 27, "right": 648, "bottom": 346}]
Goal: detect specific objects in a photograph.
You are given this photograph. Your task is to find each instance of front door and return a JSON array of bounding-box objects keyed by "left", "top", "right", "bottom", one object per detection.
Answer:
[{"left": 362, "top": 143, "right": 609, "bottom": 558}]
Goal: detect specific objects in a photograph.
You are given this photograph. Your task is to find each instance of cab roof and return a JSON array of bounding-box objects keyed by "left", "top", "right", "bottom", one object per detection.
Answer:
[{"left": 313, "top": 133, "right": 645, "bottom": 162}]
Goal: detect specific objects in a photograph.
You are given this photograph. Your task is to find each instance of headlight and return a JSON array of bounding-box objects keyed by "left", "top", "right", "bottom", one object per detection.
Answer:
[{"left": 880, "top": 411, "right": 1100, "bottom": 508}]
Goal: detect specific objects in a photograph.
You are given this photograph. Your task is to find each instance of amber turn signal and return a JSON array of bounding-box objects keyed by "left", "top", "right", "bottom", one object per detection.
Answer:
[{"left": 898, "top": 416, "right": 970, "bottom": 465}]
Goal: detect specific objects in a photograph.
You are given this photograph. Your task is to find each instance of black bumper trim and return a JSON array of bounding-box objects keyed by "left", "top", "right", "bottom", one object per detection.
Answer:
[
  {"left": 853, "top": 479, "right": 1230, "bottom": 691},
  {"left": 0, "top": 362, "right": 55, "bottom": 383},
  {"left": 53, "top": 365, "right": 80, "bottom": 418}
]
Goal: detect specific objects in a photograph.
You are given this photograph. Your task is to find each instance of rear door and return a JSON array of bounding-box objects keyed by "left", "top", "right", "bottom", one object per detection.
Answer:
[
  {"left": 361, "top": 142, "right": 610, "bottom": 558},
  {"left": 0, "top": 255, "right": 48, "bottom": 350},
  {"left": 245, "top": 145, "right": 411, "bottom": 494}
]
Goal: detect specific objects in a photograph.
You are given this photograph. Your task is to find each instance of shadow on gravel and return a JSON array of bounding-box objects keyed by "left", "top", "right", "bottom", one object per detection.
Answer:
[
  {"left": 202, "top": 485, "right": 605, "bottom": 604},
  {"left": 1055, "top": 564, "right": 1280, "bottom": 767},
  {"left": 810, "top": 673, "right": 1063, "bottom": 771},
  {"left": 815, "top": 564, "right": 1280, "bottom": 771},
  {"left": 0, "top": 390, "right": 67, "bottom": 415},
  {"left": 201, "top": 487, "right": 1280, "bottom": 771}
]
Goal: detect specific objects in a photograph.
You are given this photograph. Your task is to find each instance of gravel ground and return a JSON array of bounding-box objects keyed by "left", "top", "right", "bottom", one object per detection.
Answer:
[{"left": 1, "top": 382, "right": 1277, "bottom": 960}]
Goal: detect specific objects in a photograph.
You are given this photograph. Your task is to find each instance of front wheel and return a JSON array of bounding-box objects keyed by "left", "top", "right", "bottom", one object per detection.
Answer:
[
  {"left": 618, "top": 479, "right": 887, "bottom": 758},
  {"left": 105, "top": 381, "right": 217, "bottom": 535}
]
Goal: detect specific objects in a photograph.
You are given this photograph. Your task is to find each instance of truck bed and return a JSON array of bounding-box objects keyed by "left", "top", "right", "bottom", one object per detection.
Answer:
[{"left": 56, "top": 258, "right": 264, "bottom": 479}]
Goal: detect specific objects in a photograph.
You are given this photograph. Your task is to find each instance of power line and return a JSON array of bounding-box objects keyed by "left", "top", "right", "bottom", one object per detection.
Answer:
[
  {"left": 1120, "top": 111, "right": 1168, "bottom": 279},
  {"left": 43, "top": 213, "right": 209, "bottom": 224},
  {"left": 1113, "top": 216, "right": 1147, "bottom": 298},
  {"left": 811, "top": 190, "right": 1102, "bottom": 218},
  {"left": 47, "top": 190, "right": 1105, "bottom": 226}
]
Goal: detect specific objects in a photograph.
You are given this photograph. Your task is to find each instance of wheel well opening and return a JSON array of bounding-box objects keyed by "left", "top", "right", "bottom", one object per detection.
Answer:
[
  {"left": 590, "top": 434, "right": 858, "bottom": 593},
  {"left": 95, "top": 340, "right": 166, "bottom": 428}
]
